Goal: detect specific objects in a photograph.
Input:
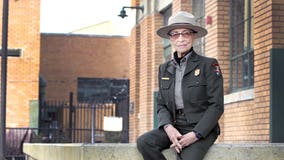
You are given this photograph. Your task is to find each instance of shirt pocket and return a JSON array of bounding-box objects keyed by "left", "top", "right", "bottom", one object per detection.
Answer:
[
  {"left": 185, "top": 80, "right": 208, "bottom": 102},
  {"left": 161, "top": 79, "right": 172, "bottom": 89},
  {"left": 186, "top": 80, "right": 207, "bottom": 88}
]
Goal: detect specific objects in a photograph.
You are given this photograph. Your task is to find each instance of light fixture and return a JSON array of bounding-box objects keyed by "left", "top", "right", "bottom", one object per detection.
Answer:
[{"left": 118, "top": 6, "right": 144, "bottom": 18}]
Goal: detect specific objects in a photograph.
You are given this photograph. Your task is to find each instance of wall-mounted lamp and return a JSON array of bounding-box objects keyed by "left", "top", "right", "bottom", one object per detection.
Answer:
[{"left": 118, "top": 6, "right": 144, "bottom": 18}]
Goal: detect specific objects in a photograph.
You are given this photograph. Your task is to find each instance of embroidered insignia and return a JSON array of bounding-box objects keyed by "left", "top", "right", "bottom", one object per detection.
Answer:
[
  {"left": 194, "top": 69, "right": 200, "bottom": 76},
  {"left": 212, "top": 63, "right": 221, "bottom": 76},
  {"left": 161, "top": 77, "right": 170, "bottom": 80}
]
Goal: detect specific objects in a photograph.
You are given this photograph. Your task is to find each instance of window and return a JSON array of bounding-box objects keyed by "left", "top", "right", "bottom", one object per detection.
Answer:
[
  {"left": 230, "top": 0, "right": 254, "bottom": 92},
  {"left": 192, "top": 0, "right": 206, "bottom": 55},
  {"left": 77, "top": 78, "right": 129, "bottom": 103},
  {"left": 161, "top": 6, "right": 172, "bottom": 62}
]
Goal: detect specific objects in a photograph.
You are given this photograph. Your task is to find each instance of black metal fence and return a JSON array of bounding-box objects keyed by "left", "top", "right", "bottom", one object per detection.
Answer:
[
  {"left": 5, "top": 93, "right": 129, "bottom": 159},
  {"left": 5, "top": 128, "right": 37, "bottom": 160}
]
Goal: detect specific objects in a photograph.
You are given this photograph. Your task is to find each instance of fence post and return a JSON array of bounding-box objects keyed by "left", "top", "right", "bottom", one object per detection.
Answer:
[
  {"left": 121, "top": 96, "right": 129, "bottom": 143},
  {"left": 68, "top": 92, "right": 73, "bottom": 142},
  {"left": 91, "top": 104, "right": 95, "bottom": 144}
]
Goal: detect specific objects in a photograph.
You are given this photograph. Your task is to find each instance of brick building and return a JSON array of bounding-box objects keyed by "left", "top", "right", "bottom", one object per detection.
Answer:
[
  {"left": 40, "top": 33, "right": 130, "bottom": 143},
  {"left": 40, "top": 34, "right": 130, "bottom": 101},
  {"left": 1, "top": 0, "right": 130, "bottom": 130},
  {"left": 0, "top": 0, "right": 40, "bottom": 128},
  {"left": 2, "top": 0, "right": 284, "bottom": 146},
  {"left": 129, "top": 0, "right": 284, "bottom": 143}
]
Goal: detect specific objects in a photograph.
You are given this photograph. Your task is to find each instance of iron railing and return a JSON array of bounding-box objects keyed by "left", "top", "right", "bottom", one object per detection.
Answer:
[{"left": 5, "top": 96, "right": 129, "bottom": 159}]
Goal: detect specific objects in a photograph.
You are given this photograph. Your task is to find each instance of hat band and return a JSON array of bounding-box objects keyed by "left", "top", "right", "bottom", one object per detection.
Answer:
[{"left": 167, "top": 23, "right": 198, "bottom": 33}]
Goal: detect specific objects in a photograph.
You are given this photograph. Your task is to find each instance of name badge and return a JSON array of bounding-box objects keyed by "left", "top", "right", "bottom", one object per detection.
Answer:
[{"left": 161, "top": 77, "right": 170, "bottom": 80}]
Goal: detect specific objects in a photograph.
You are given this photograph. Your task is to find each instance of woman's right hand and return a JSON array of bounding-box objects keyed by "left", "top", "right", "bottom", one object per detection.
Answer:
[{"left": 164, "top": 125, "right": 183, "bottom": 153}]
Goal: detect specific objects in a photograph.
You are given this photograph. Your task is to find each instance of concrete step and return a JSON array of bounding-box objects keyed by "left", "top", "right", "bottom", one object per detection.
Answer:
[{"left": 23, "top": 143, "right": 284, "bottom": 160}]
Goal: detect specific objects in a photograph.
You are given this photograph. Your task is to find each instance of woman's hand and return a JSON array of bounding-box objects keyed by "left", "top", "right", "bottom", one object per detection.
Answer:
[
  {"left": 177, "top": 131, "right": 199, "bottom": 148},
  {"left": 164, "top": 125, "right": 183, "bottom": 153},
  {"left": 168, "top": 131, "right": 199, "bottom": 152}
]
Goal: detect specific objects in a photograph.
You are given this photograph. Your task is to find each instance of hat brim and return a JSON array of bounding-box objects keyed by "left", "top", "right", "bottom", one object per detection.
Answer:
[{"left": 156, "top": 24, "right": 207, "bottom": 39}]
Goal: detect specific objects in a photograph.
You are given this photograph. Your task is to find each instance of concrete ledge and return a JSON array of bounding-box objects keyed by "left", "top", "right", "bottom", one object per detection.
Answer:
[{"left": 23, "top": 143, "right": 284, "bottom": 160}]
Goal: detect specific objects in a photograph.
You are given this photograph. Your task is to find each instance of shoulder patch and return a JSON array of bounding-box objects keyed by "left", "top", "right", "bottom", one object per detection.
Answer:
[{"left": 212, "top": 62, "right": 222, "bottom": 76}]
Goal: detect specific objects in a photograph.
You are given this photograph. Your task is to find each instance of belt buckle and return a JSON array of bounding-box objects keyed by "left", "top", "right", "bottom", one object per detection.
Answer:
[{"left": 176, "top": 109, "right": 184, "bottom": 115}]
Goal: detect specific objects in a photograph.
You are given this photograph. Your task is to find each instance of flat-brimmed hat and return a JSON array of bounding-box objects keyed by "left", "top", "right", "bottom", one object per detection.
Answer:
[{"left": 157, "top": 11, "right": 207, "bottom": 39}]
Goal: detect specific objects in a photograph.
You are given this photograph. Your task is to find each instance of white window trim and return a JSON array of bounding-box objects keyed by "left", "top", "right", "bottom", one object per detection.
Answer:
[{"left": 224, "top": 89, "right": 254, "bottom": 104}]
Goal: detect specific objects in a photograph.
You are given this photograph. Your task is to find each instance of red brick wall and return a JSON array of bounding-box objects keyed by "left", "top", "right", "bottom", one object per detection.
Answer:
[
  {"left": 40, "top": 34, "right": 130, "bottom": 101},
  {"left": 0, "top": 0, "right": 40, "bottom": 127},
  {"left": 219, "top": 0, "right": 284, "bottom": 143},
  {"left": 129, "top": 0, "right": 284, "bottom": 143},
  {"left": 173, "top": 0, "right": 191, "bottom": 13},
  {"left": 129, "top": 26, "right": 141, "bottom": 142},
  {"left": 137, "top": 15, "right": 155, "bottom": 135},
  {"left": 205, "top": 0, "right": 230, "bottom": 94},
  {"left": 205, "top": 0, "right": 230, "bottom": 142},
  {"left": 252, "top": 0, "right": 284, "bottom": 141}
]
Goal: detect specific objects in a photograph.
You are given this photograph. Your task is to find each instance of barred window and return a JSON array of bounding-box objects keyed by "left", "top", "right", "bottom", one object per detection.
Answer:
[
  {"left": 230, "top": 0, "right": 254, "bottom": 92},
  {"left": 192, "top": 0, "right": 205, "bottom": 55}
]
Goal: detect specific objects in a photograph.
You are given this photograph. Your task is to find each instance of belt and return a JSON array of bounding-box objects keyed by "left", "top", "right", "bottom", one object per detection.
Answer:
[{"left": 176, "top": 109, "right": 184, "bottom": 115}]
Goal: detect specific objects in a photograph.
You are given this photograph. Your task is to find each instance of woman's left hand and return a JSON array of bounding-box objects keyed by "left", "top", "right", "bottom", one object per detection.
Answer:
[{"left": 170, "top": 131, "right": 198, "bottom": 148}]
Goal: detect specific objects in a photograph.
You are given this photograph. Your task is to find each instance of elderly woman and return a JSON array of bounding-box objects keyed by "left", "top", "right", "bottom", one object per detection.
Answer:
[{"left": 137, "top": 11, "right": 224, "bottom": 160}]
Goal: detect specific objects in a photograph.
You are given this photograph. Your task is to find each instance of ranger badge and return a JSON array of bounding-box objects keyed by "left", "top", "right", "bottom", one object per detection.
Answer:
[{"left": 194, "top": 69, "right": 200, "bottom": 76}]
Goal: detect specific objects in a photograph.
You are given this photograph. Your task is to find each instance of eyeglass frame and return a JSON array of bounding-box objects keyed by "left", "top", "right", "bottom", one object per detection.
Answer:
[{"left": 168, "top": 30, "right": 197, "bottom": 39}]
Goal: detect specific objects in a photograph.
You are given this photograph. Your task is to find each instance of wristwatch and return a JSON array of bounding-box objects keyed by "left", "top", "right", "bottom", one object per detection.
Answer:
[
  {"left": 193, "top": 130, "right": 202, "bottom": 139},
  {"left": 163, "top": 124, "right": 171, "bottom": 130}
]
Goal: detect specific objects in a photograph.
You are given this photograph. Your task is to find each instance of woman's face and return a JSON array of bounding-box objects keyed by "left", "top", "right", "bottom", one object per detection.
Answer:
[{"left": 168, "top": 28, "right": 196, "bottom": 56}]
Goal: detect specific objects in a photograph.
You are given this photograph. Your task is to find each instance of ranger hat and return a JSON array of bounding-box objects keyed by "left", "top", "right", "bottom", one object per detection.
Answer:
[{"left": 157, "top": 11, "right": 207, "bottom": 39}]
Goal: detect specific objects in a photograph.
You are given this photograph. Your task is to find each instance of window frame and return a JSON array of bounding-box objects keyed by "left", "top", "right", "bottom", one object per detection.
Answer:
[
  {"left": 192, "top": 0, "right": 206, "bottom": 55},
  {"left": 161, "top": 5, "right": 172, "bottom": 62},
  {"left": 229, "top": 0, "right": 254, "bottom": 92}
]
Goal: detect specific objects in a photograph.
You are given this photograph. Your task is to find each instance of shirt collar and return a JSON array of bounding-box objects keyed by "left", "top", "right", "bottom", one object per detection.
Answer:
[{"left": 172, "top": 48, "right": 193, "bottom": 66}]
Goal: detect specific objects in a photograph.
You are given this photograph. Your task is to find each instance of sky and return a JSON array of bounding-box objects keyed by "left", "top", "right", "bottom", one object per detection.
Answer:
[{"left": 40, "top": 0, "right": 135, "bottom": 35}]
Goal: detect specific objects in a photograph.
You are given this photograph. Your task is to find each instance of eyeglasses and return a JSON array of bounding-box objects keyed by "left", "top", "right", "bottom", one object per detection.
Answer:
[{"left": 168, "top": 31, "right": 196, "bottom": 39}]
